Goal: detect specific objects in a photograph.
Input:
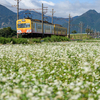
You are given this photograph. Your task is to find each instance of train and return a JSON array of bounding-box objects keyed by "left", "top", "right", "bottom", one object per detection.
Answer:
[{"left": 16, "top": 18, "right": 67, "bottom": 37}]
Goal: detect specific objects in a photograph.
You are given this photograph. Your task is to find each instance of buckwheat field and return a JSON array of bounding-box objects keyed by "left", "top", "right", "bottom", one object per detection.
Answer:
[{"left": 0, "top": 42, "right": 100, "bottom": 100}]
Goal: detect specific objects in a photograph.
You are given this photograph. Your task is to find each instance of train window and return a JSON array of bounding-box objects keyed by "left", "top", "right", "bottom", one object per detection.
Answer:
[
  {"left": 46, "top": 25, "right": 50, "bottom": 30},
  {"left": 18, "top": 23, "right": 30, "bottom": 28},
  {"left": 55, "top": 27, "right": 58, "bottom": 31},
  {"left": 51, "top": 26, "right": 54, "bottom": 31},
  {"left": 37, "top": 24, "right": 42, "bottom": 29},
  {"left": 33, "top": 23, "right": 35, "bottom": 28},
  {"left": 18, "top": 21, "right": 21, "bottom": 23}
]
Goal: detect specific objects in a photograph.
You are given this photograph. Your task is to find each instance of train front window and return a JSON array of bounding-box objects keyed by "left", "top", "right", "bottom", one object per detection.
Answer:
[{"left": 18, "top": 23, "right": 30, "bottom": 28}]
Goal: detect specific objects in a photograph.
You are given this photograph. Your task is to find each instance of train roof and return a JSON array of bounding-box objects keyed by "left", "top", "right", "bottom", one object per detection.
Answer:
[
  {"left": 19, "top": 17, "right": 62, "bottom": 27},
  {"left": 54, "top": 24, "right": 62, "bottom": 27},
  {"left": 24, "top": 17, "right": 53, "bottom": 24},
  {"left": 32, "top": 19, "right": 53, "bottom": 24}
]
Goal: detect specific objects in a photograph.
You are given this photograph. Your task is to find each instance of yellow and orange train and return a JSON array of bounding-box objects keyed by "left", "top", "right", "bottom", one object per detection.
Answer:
[{"left": 16, "top": 18, "right": 67, "bottom": 37}]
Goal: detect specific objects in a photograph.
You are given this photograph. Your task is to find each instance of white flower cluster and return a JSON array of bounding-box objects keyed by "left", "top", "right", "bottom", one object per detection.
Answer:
[{"left": 0, "top": 42, "right": 100, "bottom": 100}]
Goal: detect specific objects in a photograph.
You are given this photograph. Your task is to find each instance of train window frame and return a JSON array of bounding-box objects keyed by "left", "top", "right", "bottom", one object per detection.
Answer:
[
  {"left": 18, "top": 21, "right": 21, "bottom": 23},
  {"left": 46, "top": 25, "right": 50, "bottom": 30},
  {"left": 18, "top": 23, "right": 30, "bottom": 28},
  {"left": 37, "top": 23, "right": 42, "bottom": 29}
]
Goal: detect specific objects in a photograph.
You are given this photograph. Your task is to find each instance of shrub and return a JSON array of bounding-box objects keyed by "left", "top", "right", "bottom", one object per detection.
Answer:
[
  {"left": 12, "top": 38, "right": 28, "bottom": 44},
  {"left": 0, "top": 36, "right": 70, "bottom": 44},
  {"left": 0, "top": 37, "right": 29, "bottom": 44},
  {"left": 0, "top": 37, "right": 12, "bottom": 44},
  {"left": 43, "top": 37, "right": 51, "bottom": 42},
  {"left": 43, "top": 35, "right": 70, "bottom": 42},
  {"left": 32, "top": 38, "right": 41, "bottom": 43}
]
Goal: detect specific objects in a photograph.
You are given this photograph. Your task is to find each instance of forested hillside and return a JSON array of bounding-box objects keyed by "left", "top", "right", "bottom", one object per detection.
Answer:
[{"left": 0, "top": 4, "right": 100, "bottom": 32}]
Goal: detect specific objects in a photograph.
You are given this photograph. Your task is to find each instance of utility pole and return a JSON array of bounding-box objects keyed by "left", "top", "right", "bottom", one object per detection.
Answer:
[
  {"left": 42, "top": 3, "right": 44, "bottom": 37},
  {"left": 50, "top": 9, "right": 56, "bottom": 24},
  {"left": 86, "top": 25, "right": 89, "bottom": 37},
  {"left": 80, "top": 22, "right": 83, "bottom": 34},
  {"left": 17, "top": 0, "right": 19, "bottom": 20},
  {"left": 42, "top": 3, "right": 48, "bottom": 38},
  {"left": 13, "top": 0, "right": 21, "bottom": 38},
  {"left": 95, "top": 29, "right": 96, "bottom": 38},
  {"left": 68, "top": 14, "right": 70, "bottom": 38},
  {"left": 17, "top": 0, "right": 19, "bottom": 38},
  {"left": 79, "top": 22, "right": 83, "bottom": 39}
]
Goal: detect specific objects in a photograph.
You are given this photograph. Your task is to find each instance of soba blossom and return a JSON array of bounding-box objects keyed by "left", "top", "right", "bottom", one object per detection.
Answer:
[
  {"left": 97, "top": 89, "right": 100, "bottom": 94},
  {"left": 13, "top": 89, "right": 21, "bottom": 94},
  {"left": 0, "top": 42, "right": 100, "bottom": 99}
]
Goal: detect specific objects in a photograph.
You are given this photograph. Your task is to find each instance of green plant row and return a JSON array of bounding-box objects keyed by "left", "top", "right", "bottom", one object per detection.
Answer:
[
  {"left": 0, "top": 37, "right": 41, "bottom": 44},
  {"left": 43, "top": 35, "right": 70, "bottom": 42},
  {"left": 0, "top": 36, "right": 70, "bottom": 44}
]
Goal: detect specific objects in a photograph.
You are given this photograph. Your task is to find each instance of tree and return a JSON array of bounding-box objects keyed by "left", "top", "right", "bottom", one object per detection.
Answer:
[
  {"left": 72, "top": 30, "right": 77, "bottom": 34},
  {"left": 0, "top": 27, "right": 16, "bottom": 38},
  {"left": 85, "top": 28, "right": 94, "bottom": 36}
]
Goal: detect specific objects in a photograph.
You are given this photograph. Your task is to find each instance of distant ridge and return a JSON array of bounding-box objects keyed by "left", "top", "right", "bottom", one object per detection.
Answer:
[
  {"left": 0, "top": 4, "right": 100, "bottom": 32},
  {"left": 63, "top": 9, "right": 100, "bottom": 32},
  {"left": 0, "top": 4, "right": 16, "bottom": 17},
  {"left": 0, "top": 4, "right": 16, "bottom": 29}
]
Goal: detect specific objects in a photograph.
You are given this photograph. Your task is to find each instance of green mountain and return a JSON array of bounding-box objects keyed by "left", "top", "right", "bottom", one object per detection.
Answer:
[
  {"left": 0, "top": 5, "right": 15, "bottom": 17},
  {"left": 0, "top": 4, "right": 100, "bottom": 33},
  {"left": 63, "top": 10, "right": 100, "bottom": 32},
  {"left": 0, "top": 4, "right": 68, "bottom": 29},
  {"left": 0, "top": 4, "right": 17, "bottom": 29}
]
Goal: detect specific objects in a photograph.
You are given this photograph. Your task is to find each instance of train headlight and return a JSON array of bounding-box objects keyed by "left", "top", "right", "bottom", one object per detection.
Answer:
[
  {"left": 17, "top": 30, "right": 22, "bottom": 33},
  {"left": 27, "top": 30, "right": 32, "bottom": 33}
]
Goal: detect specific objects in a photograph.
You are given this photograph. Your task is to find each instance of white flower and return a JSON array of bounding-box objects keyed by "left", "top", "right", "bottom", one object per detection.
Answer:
[
  {"left": 97, "top": 89, "right": 100, "bottom": 94},
  {"left": 7, "top": 96, "right": 18, "bottom": 100},
  {"left": 13, "top": 89, "right": 21, "bottom": 94},
  {"left": 21, "top": 82, "right": 26, "bottom": 85},
  {"left": 82, "top": 67, "right": 91, "bottom": 73},
  {"left": 1, "top": 93, "right": 6, "bottom": 98},
  {"left": 73, "top": 87, "right": 80, "bottom": 92},
  {"left": 27, "top": 92, "right": 33, "bottom": 97},
  {"left": 76, "top": 81, "right": 83, "bottom": 86},
  {"left": 51, "top": 70, "right": 55, "bottom": 74},
  {"left": 84, "top": 62, "right": 89, "bottom": 66},
  {"left": 70, "top": 94, "right": 81, "bottom": 100},
  {"left": 21, "top": 58, "right": 26, "bottom": 61},
  {"left": 56, "top": 91, "right": 63, "bottom": 97},
  {"left": 32, "top": 89, "right": 38, "bottom": 94},
  {"left": 2, "top": 77, "right": 7, "bottom": 82},
  {"left": 38, "top": 92, "right": 45, "bottom": 96},
  {"left": 88, "top": 97, "right": 94, "bottom": 100}
]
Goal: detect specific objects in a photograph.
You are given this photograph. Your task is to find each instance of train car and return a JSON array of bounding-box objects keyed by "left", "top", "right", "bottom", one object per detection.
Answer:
[
  {"left": 54, "top": 24, "right": 67, "bottom": 36},
  {"left": 16, "top": 18, "right": 67, "bottom": 37}
]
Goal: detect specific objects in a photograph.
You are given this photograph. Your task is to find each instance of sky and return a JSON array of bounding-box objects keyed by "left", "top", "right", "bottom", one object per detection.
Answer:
[{"left": 0, "top": 0, "right": 100, "bottom": 18}]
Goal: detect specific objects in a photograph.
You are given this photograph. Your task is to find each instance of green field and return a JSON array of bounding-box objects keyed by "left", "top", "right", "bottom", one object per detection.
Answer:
[
  {"left": 0, "top": 42, "right": 100, "bottom": 100},
  {"left": 70, "top": 33, "right": 92, "bottom": 39}
]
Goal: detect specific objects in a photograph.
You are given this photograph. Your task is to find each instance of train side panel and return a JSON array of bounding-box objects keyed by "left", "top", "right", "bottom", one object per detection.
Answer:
[
  {"left": 32, "top": 21, "right": 54, "bottom": 35},
  {"left": 54, "top": 25, "right": 67, "bottom": 36},
  {"left": 44, "top": 23, "right": 54, "bottom": 34}
]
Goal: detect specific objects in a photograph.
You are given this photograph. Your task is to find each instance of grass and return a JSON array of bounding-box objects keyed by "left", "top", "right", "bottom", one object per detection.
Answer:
[{"left": 70, "top": 33, "right": 92, "bottom": 40}]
